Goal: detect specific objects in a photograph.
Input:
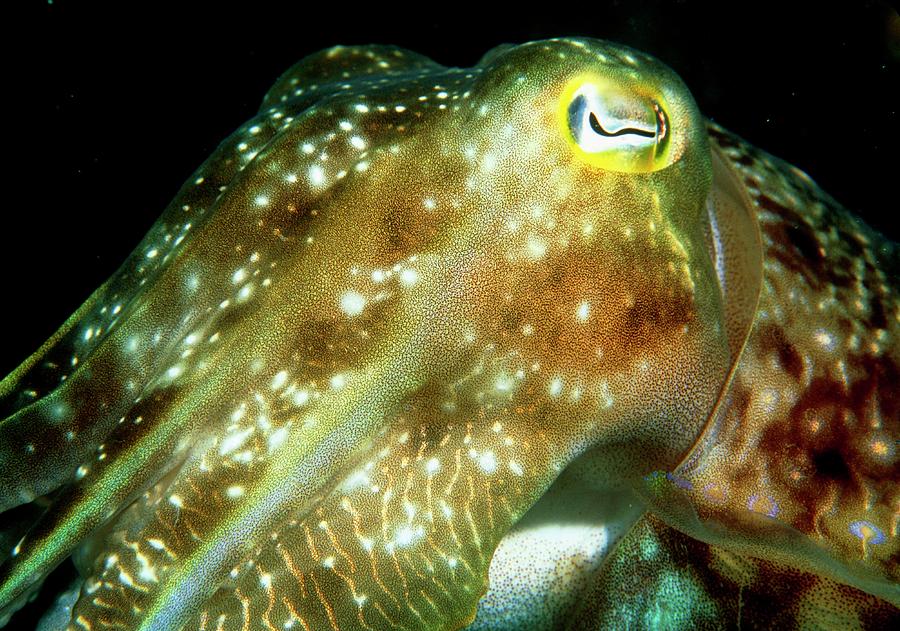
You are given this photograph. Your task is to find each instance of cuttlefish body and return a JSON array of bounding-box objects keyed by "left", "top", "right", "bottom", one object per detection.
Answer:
[{"left": 0, "top": 38, "right": 896, "bottom": 630}]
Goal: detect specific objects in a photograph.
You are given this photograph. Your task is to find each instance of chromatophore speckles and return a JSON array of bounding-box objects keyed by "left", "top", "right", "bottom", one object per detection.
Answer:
[{"left": 0, "top": 38, "right": 897, "bottom": 630}]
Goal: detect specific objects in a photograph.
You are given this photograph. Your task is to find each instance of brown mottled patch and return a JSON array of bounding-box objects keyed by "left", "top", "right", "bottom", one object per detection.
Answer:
[
  {"left": 757, "top": 323, "right": 804, "bottom": 382},
  {"left": 869, "top": 298, "right": 888, "bottom": 330},
  {"left": 756, "top": 197, "right": 829, "bottom": 289},
  {"left": 755, "top": 347, "right": 900, "bottom": 536},
  {"left": 708, "top": 125, "right": 740, "bottom": 149}
]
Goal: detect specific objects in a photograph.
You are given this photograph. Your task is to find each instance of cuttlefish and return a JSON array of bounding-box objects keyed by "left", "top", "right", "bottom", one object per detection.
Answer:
[{"left": 0, "top": 37, "right": 897, "bottom": 630}]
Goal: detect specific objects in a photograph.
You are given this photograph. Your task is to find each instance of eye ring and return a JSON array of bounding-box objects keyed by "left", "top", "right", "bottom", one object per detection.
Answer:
[{"left": 559, "top": 77, "right": 674, "bottom": 173}]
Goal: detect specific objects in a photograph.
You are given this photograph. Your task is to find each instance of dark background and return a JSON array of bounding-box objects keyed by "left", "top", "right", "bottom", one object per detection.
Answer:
[{"left": 4, "top": 1, "right": 900, "bottom": 625}]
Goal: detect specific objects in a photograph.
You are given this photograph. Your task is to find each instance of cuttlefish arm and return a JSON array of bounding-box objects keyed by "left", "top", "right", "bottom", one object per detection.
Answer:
[
  {"left": 2, "top": 39, "right": 738, "bottom": 629},
  {"left": 0, "top": 90, "right": 293, "bottom": 504},
  {"left": 0, "top": 45, "right": 447, "bottom": 616},
  {"left": 0, "top": 44, "right": 443, "bottom": 514}
]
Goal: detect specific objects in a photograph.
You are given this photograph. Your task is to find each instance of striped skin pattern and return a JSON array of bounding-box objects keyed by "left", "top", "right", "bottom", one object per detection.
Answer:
[{"left": 0, "top": 38, "right": 895, "bottom": 630}]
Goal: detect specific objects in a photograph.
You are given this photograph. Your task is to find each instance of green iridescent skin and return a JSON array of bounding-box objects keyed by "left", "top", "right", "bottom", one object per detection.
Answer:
[{"left": 0, "top": 38, "right": 897, "bottom": 630}]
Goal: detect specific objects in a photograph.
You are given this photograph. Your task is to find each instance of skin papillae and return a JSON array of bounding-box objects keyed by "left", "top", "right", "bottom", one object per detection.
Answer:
[{"left": 0, "top": 38, "right": 896, "bottom": 630}]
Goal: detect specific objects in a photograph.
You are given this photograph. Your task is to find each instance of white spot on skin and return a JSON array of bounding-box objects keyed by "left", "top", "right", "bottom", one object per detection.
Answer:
[
  {"left": 478, "top": 451, "right": 498, "bottom": 474},
  {"left": 814, "top": 328, "right": 836, "bottom": 351},
  {"left": 549, "top": 377, "right": 564, "bottom": 398},
  {"left": 237, "top": 284, "right": 253, "bottom": 302},
  {"left": 425, "top": 458, "right": 440, "bottom": 475},
  {"left": 339, "top": 290, "right": 366, "bottom": 317},
  {"left": 232, "top": 268, "right": 248, "bottom": 285},
  {"left": 526, "top": 236, "right": 547, "bottom": 260},
  {"left": 349, "top": 135, "right": 366, "bottom": 150},
  {"left": 268, "top": 427, "right": 288, "bottom": 453},
  {"left": 393, "top": 525, "right": 424, "bottom": 549},
  {"left": 271, "top": 371, "right": 289, "bottom": 390},
  {"left": 219, "top": 427, "right": 254, "bottom": 456},
  {"left": 330, "top": 374, "right": 347, "bottom": 390},
  {"left": 231, "top": 404, "right": 247, "bottom": 423},
  {"left": 292, "top": 390, "right": 310, "bottom": 406},
  {"left": 254, "top": 195, "right": 270, "bottom": 207},
  {"left": 309, "top": 165, "right": 325, "bottom": 186},
  {"left": 399, "top": 269, "right": 418, "bottom": 287},
  {"left": 481, "top": 522, "right": 609, "bottom": 619},
  {"left": 226, "top": 486, "right": 245, "bottom": 498},
  {"left": 508, "top": 460, "right": 524, "bottom": 476},
  {"left": 599, "top": 380, "right": 615, "bottom": 408},
  {"left": 576, "top": 301, "right": 591, "bottom": 322}
]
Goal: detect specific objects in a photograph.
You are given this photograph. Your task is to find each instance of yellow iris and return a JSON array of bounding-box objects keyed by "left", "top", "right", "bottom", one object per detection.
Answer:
[{"left": 558, "top": 74, "right": 673, "bottom": 173}]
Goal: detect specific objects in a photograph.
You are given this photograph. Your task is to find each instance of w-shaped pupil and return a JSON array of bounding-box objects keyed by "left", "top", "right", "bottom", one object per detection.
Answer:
[{"left": 588, "top": 111, "right": 656, "bottom": 139}]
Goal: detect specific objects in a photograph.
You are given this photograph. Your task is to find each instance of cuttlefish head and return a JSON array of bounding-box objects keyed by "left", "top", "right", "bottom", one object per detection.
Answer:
[{"left": 0, "top": 38, "right": 748, "bottom": 629}]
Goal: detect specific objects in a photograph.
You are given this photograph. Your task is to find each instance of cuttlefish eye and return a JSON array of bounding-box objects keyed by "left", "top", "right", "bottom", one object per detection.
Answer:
[{"left": 561, "top": 78, "right": 671, "bottom": 173}]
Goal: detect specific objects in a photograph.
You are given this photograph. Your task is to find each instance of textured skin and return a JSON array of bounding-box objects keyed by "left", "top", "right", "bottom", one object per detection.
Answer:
[{"left": 0, "top": 38, "right": 896, "bottom": 630}]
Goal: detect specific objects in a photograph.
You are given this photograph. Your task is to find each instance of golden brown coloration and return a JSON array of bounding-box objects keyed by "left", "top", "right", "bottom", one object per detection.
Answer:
[{"left": 0, "top": 38, "right": 896, "bottom": 630}]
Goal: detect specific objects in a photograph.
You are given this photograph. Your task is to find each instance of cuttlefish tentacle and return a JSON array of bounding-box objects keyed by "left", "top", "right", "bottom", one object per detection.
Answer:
[{"left": 641, "top": 123, "right": 899, "bottom": 606}]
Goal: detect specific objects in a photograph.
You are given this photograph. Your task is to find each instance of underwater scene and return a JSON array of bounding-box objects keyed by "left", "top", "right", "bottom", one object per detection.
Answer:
[{"left": 3, "top": 2, "right": 898, "bottom": 629}]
